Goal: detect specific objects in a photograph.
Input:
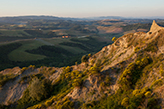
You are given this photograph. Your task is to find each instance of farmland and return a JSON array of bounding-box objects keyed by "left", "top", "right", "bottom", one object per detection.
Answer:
[
  {"left": 0, "top": 16, "right": 164, "bottom": 70},
  {"left": 0, "top": 36, "right": 111, "bottom": 70}
]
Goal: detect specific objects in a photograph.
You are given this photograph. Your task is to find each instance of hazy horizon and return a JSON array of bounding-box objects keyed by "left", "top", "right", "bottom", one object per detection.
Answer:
[{"left": 0, "top": 0, "right": 164, "bottom": 18}]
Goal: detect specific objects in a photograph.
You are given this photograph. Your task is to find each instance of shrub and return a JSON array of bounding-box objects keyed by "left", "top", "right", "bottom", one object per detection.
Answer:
[
  {"left": 90, "top": 59, "right": 95, "bottom": 65},
  {"left": 150, "top": 79, "right": 163, "bottom": 89},
  {"left": 0, "top": 73, "right": 17, "bottom": 87},
  {"left": 132, "top": 89, "right": 140, "bottom": 96},
  {"left": 54, "top": 97, "right": 74, "bottom": 109},
  {"left": 119, "top": 56, "right": 150, "bottom": 90},
  {"left": 144, "top": 42, "right": 158, "bottom": 52},
  {"left": 140, "top": 87, "right": 149, "bottom": 94},
  {"left": 21, "top": 67, "right": 28, "bottom": 73},
  {"left": 29, "top": 65, "right": 36, "bottom": 69},
  {"left": 112, "top": 37, "right": 118, "bottom": 42},
  {"left": 144, "top": 91, "right": 151, "bottom": 98},
  {"left": 28, "top": 77, "right": 51, "bottom": 101},
  {"left": 45, "top": 99, "right": 53, "bottom": 107},
  {"left": 100, "top": 82, "right": 105, "bottom": 87},
  {"left": 72, "top": 79, "right": 82, "bottom": 87},
  {"left": 134, "top": 47, "right": 140, "bottom": 52},
  {"left": 105, "top": 75, "right": 111, "bottom": 85},
  {"left": 27, "top": 103, "right": 45, "bottom": 109},
  {"left": 121, "top": 97, "right": 129, "bottom": 107},
  {"left": 51, "top": 96, "right": 57, "bottom": 101},
  {"left": 81, "top": 55, "right": 89, "bottom": 63},
  {"left": 88, "top": 53, "right": 92, "bottom": 57},
  {"left": 89, "top": 64, "right": 101, "bottom": 75},
  {"left": 147, "top": 97, "right": 160, "bottom": 109},
  {"left": 159, "top": 68, "right": 164, "bottom": 76}
]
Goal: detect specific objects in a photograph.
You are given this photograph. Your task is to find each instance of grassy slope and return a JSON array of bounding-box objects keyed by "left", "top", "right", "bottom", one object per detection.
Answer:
[
  {"left": 8, "top": 40, "right": 46, "bottom": 61},
  {"left": 8, "top": 38, "right": 88, "bottom": 62},
  {"left": 0, "top": 30, "right": 30, "bottom": 37},
  {"left": 44, "top": 38, "right": 86, "bottom": 54},
  {"left": 6, "top": 37, "right": 94, "bottom": 61}
]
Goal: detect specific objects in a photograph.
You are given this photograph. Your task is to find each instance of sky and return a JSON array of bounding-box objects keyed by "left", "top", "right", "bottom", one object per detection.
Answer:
[{"left": 0, "top": 0, "right": 164, "bottom": 18}]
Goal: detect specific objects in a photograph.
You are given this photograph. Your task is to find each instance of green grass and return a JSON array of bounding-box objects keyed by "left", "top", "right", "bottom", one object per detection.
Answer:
[
  {"left": 8, "top": 40, "right": 46, "bottom": 61},
  {"left": 44, "top": 38, "right": 87, "bottom": 54},
  {"left": 44, "top": 38, "right": 72, "bottom": 45},
  {"left": 0, "top": 30, "right": 30, "bottom": 37},
  {"left": 7, "top": 38, "right": 88, "bottom": 62},
  {"left": 3, "top": 36, "right": 109, "bottom": 69},
  {"left": 60, "top": 45, "right": 86, "bottom": 54}
]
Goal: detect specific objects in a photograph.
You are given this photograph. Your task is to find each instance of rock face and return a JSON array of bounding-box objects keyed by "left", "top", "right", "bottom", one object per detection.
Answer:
[
  {"left": 149, "top": 20, "right": 164, "bottom": 33},
  {"left": 66, "top": 20, "right": 164, "bottom": 106},
  {"left": 0, "top": 66, "right": 63, "bottom": 105}
]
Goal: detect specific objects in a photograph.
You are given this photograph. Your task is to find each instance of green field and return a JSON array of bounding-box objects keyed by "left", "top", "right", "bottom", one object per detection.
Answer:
[
  {"left": 8, "top": 40, "right": 46, "bottom": 61},
  {"left": 7, "top": 36, "right": 108, "bottom": 62},
  {"left": 0, "top": 30, "right": 31, "bottom": 37},
  {"left": 0, "top": 35, "right": 112, "bottom": 70},
  {"left": 8, "top": 38, "right": 88, "bottom": 62},
  {"left": 44, "top": 38, "right": 89, "bottom": 54}
]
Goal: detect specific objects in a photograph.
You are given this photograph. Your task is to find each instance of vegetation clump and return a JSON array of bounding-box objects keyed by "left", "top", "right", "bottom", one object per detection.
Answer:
[
  {"left": 144, "top": 41, "right": 158, "bottom": 52},
  {"left": 81, "top": 55, "right": 89, "bottom": 63},
  {"left": 0, "top": 73, "right": 18, "bottom": 87},
  {"left": 112, "top": 37, "right": 118, "bottom": 42},
  {"left": 17, "top": 77, "right": 52, "bottom": 108}
]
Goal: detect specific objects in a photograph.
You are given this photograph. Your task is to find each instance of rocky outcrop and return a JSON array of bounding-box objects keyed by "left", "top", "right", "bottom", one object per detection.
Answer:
[{"left": 149, "top": 20, "right": 164, "bottom": 33}]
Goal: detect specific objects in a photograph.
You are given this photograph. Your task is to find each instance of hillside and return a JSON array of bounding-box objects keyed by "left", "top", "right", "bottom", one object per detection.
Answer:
[
  {"left": 0, "top": 20, "right": 164, "bottom": 109},
  {"left": 0, "top": 36, "right": 110, "bottom": 71}
]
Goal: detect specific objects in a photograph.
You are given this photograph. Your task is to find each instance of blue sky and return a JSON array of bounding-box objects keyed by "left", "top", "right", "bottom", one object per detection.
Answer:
[{"left": 0, "top": 0, "right": 164, "bottom": 18}]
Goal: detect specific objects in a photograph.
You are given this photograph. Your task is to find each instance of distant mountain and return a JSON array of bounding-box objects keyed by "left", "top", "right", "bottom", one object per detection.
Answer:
[
  {"left": 0, "top": 16, "right": 63, "bottom": 23},
  {"left": 0, "top": 15, "right": 164, "bottom": 23},
  {"left": 85, "top": 16, "right": 126, "bottom": 20}
]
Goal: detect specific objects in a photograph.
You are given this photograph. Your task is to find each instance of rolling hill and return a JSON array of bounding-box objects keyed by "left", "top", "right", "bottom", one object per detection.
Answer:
[{"left": 0, "top": 20, "right": 164, "bottom": 109}]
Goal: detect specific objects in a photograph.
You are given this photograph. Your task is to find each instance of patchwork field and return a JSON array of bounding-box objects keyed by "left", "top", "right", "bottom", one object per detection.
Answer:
[
  {"left": 0, "top": 17, "right": 158, "bottom": 71},
  {"left": 8, "top": 40, "right": 46, "bottom": 61},
  {"left": 0, "top": 30, "right": 31, "bottom": 37},
  {"left": 0, "top": 36, "right": 111, "bottom": 70}
]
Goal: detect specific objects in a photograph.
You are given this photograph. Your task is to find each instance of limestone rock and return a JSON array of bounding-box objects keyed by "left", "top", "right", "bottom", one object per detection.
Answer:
[{"left": 149, "top": 20, "right": 164, "bottom": 33}]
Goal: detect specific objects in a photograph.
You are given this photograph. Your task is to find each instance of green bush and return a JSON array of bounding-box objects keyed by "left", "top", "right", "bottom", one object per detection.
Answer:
[
  {"left": 72, "top": 79, "right": 83, "bottom": 87},
  {"left": 28, "top": 77, "right": 51, "bottom": 101},
  {"left": 132, "top": 89, "right": 140, "bottom": 96},
  {"left": 147, "top": 97, "right": 160, "bottom": 109},
  {"left": 134, "top": 47, "right": 140, "bottom": 52},
  {"left": 150, "top": 79, "right": 163, "bottom": 89},
  {"left": 27, "top": 103, "right": 45, "bottom": 109},
  {"left": 112, "top": 37, "right": 118, "bottom": 42},
  {"left": 45, "top": 99, "right": 53, "bottom": 107},
  {"left": 54, "top": 97, "right": 74, "bottom": 109},
  {"left": 144, "top": 41, "right": 158, "bottom": 52},
  {"left": 159, "top": 68, "right": 164, "bottom": 76},
  {"left": 121, "top": 97, "right": 129, "bottom": 107},
  {"left": 81, "top": 55, "right": 89, "bottom": 63},
  {"left": 144, "top": 91, "right": 151, "bottom": 98},
  {"left": 89, "top": 64, "right": 101, "bottom": 76}
]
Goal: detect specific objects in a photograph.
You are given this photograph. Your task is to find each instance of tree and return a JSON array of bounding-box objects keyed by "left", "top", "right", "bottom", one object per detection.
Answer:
[{"left": 28, "top": 77, "right": 49, "bottom": 101}]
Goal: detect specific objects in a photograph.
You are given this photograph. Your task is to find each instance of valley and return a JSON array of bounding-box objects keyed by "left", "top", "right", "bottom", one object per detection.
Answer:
[
  {"left": 1, "top": 16, "right": 164, "bottom": 71},
  {"left": 0, "top": 16, "right": 164, "bottom": 109}
]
